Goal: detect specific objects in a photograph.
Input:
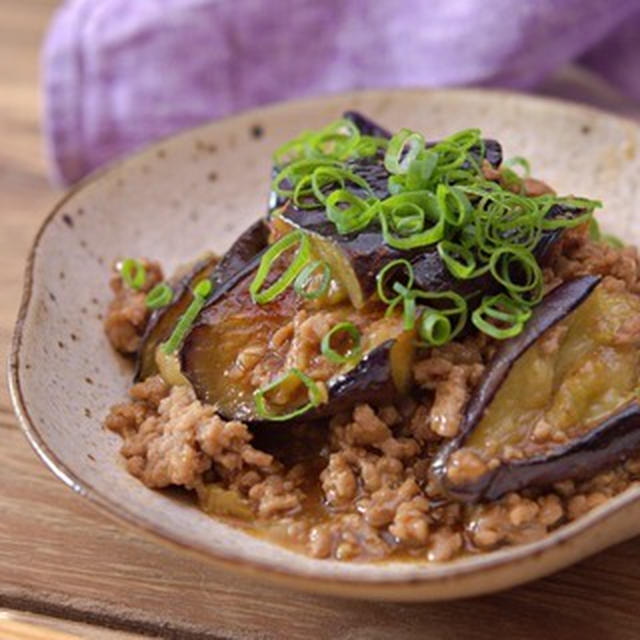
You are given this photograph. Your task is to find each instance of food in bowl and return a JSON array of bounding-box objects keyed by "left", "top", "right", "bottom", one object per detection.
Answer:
[{"left": 103, "top": 112, "right": 640, "bottom": 562}]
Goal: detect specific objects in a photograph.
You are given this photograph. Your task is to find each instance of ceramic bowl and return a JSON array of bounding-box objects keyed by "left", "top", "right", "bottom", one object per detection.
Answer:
[{"left": 9, "top": 89, "right": 640, "bottom": 601}]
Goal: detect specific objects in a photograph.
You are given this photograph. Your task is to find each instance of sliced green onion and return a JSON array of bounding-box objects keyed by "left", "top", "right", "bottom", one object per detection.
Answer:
[
  {"left": 307, "top": 118, "right": 361, "bottom": 160},
  {"left": 437, "top": 241, "right": 476, "bottom": 279},
  {"left": 272, "top": 159, "right": 339, "bottom": 198},
  {"left": 402, "top": 294, "right": 416, "bottom": 330},
  {"left": 471, "top": 294, "right": 531, "bottom": 339},
  {"left": 389, "top": 201, "right": 425, "bottom": 236},
  {"left": 436, "top": 183, "right": 471, "bottom": 227},
  {"left": 489, "top": 246, "right": 543, "bottom": 304},
  {"left": 162, "top": 279, "right": 212, "bottom": 354},
  {"left": 294, "top": 260, "right": 331, "bottom": 299},
  {"left": 326, "top": 190, "right": 377, "bottom": 234},
  {"left": 311, "top": 166, "right": 372, "bottom": 205},
  {"left": 253, "top": 368, "right": 326, "bottom": 422},
  {"left": 120, "top": 258, "right": 146, "bottom": 290},
  {"left": 505, "top": 156, "right": 531, "bottom": 178},
  {"left": 384, "top": 129, "right": 425, "bottom": 175},
  {"left": 250, "top": 231, "right": 311, "bottom": 304},
  {"left": 388, "top": 175, "right": 406, "bottom": 195},
  {"left": 321, "top": 322, "right": 362, "bottom": 364},
  {"left": 379, "top": 192, "right": 445, "bottom": 249},
  {"left": 376, "top": 259, "right": 415, "bottom": 304},
  {"left": 444, "top": 128, "right": 483, "bottom": 151},
  {"left": 355, "top": 135, "right": 388, "bottom": 158},
  {"left": 273, "top": 130, "right": 314, "bottom": 165},
  {"left": 145, "top": 282, "right": 173, "bottom": 310},
  {"left": 418, "top": 310, "right": 451, "bottom": 346},
  {"left": 406, "top": 150, "right": 438, "bottom": 190},
  {"left": 409, "top": 289, "right": 468, "bottom": 339}
]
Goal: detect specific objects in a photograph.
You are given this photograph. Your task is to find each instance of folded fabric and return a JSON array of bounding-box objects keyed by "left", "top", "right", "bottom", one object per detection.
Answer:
[{"left": 43, "top": 0, "right": 640, "bottom": 185}]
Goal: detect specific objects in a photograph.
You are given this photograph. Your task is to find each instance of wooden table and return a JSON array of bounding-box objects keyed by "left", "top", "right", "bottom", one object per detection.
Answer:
[{"left": 2, "top": 3, "right": 640, "bottom": 638}]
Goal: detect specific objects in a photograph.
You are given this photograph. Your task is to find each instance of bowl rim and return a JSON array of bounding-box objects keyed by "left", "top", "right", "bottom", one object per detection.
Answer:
[{"left": 8, "top": 86, "right": 640, "bottom": 600}]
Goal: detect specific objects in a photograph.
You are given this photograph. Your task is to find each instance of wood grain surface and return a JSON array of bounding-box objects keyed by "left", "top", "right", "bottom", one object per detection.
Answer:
[{"left": 2, "top": 2, "right": 640, "bottom": 639}]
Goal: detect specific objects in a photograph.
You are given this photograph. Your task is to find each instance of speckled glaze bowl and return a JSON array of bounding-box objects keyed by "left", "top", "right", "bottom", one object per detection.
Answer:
[{"left": 9, "top": 89, "right": 640, "bottom": 601}]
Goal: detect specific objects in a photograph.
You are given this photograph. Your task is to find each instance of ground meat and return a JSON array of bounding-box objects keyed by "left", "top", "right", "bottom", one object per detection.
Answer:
[
  {"left": 104, "top": 259, "right": 163, "bottom": 354},
  {"left": 105, "top": 377, "right": 303, "bottom": 516},
  {"left": 428, "top": 365, "right": 476, "bottom": 438},
  {"left": 551, "top": 225, "right": 640, "bottom": 294},
  {"left": 320, "top": 453, "right": 357, "bottom": 507},
  {"left": 104, "top": 231, "right": 640, "bottom": 563}
]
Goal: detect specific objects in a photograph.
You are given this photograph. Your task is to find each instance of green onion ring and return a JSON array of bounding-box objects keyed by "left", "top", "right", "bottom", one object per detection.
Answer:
[
  {"left": 326, "top": 190, "right": 378, "bottom": 234},
  {"left": 254, "top": 368, "right": 326, "bottom": 422},
  {"left": 489, "top": 246, "right": 543, "bottom": 304},
  {"left": 388, "top": 175, "right": 406, "bottom": 195},
  {"left": 379, "top": 192, "right": 445, "bottom": 249},
  {"left": 250, "top": 231, "right": 311, "bottom": 304},
  {"left": 162, "top": 279, "right": 212, "bottom": 354},
  {"left": 406, "top": 150, "right": 439, "bottom": 190},
  {"left": 293, "top": 260, "right": 331, "bottom": 299},
  {"left": 272, "top": 159, "right": 339, "bottom": 198},
  {"left": 403, "top": 294, "right": 416, "bottom": 330},
  {"left": 418, "top": 310, "right": 452, "bottom": 346},
  {"left": 504, "top": 156, "right": 531, "bottom": 178},
  {"left": 437, "top": 240, "right": 477, "bottom": 279},
  {"left": 145, "top": 282, "right": 173, "bottom": 310},
  {"left": 306, "top": 119, "right": 361, "bottom": 160},
  {"left": 376, "top": 259, "right": 415, "bottom": 304},
  {"left": 311, "top": 166, "right": 373, "bottom": 205},
  {"left": 409, "top": 289, "right": 468, "bottom": 339},
  {"left": 471, "top": 294, "right": 530, "bottom": 340},
  {"left": 120, "top": 258, "right": 146, "bottom": 290},
  {"left": 436, "top": 183, "right": 471, "bottom": 227},
  {"left": 384, "top": 128, "right": 425, "bottom": 175},
  {"left": 389, "top": 201, "right": 425, "bottom": 236},
  {"left": 355, "top": 135, "right": 388, "bottom": 157},
  {"left": 321, "top": 322, "right": 362, "bottom": 364}
]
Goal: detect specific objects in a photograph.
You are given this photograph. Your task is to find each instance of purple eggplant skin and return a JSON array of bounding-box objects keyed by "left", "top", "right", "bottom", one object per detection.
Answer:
[
  {"left": 343, "top": 110, "right": 392, "bottom": 139},
  {"left": 447, "top": 401, "right": 640, "bottom": 503},
  {"left": 210, "top": 218, "right": 270, "bottom": 286},
  {"left": 134, "top": 219, "right": 269, "bottom": 381},
  {"left": 431, "top": 275, "right": 617, "bottom": 503}
]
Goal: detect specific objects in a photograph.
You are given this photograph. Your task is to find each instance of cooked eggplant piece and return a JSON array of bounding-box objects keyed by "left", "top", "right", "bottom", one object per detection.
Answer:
[
  {"left": 269, "top": 111, "right": 502, "bottom": 221},
  {"left": 179, "top": 263, "right": 415, "bottom": 422},
  {"left": 432, "top": 276, "right": 640, "bottom": 502},
  {"left": 278, "top": 202, "right": 585, "bottom": 310},
  {"left": 135, "top": 254, "right": 219, "bottom": 380},
  {"left": 271, "top": 112, "right": 584, "bottom": 310},
  {"left": 135, "top": 219, "right": 269, "bottom": 380}
]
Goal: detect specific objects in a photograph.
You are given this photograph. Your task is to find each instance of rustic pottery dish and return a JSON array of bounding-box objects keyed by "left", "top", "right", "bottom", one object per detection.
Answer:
[{"left": 9, "top": 89, "right": 640, "bottom": 601}]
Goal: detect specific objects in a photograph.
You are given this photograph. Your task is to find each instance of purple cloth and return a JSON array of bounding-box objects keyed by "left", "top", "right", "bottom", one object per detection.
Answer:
[{"left": 43, "top": 0, "right": 640, "bottom": 185}]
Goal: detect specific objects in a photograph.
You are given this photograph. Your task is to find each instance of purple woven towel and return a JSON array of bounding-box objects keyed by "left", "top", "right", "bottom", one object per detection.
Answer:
[{"left": 43, "top": 0, "right": 640, "bottom": 185}]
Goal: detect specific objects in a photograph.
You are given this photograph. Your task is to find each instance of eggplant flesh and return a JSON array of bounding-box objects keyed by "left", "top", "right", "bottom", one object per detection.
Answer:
[
  {"left": 433, "top": 276, "right": 640, "bottom": 502},
  {"left": 179, "top": 262, "right": 414, "bottom": 423},
  {"left": 135, "top": 219, "right": 269, "bottom": 381}
]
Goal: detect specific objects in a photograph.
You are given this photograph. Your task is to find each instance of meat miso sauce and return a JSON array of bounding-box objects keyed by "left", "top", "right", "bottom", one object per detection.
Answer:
[{"left": 104, "top": 112, "right": 640, "bottom": 562}]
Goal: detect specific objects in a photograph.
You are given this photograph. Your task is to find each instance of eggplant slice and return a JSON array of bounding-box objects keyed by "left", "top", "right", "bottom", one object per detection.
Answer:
[
  {"left": 271, "top": 111, "right": 584, "bottom": 310},
  {"left": 179, "top": 263, "right": 415, "bottom": 423},
  {"left": 135, "top": 219, "right": 269, "bottom": 380},
  {"left": 433, "top": 276, "right": 640, "bottom": 502}
]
